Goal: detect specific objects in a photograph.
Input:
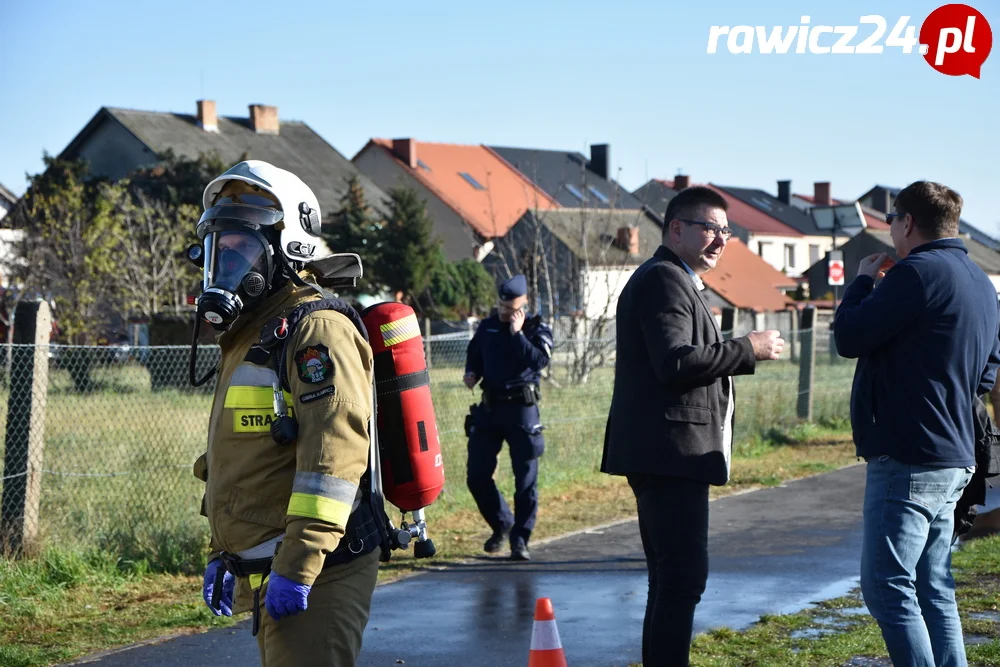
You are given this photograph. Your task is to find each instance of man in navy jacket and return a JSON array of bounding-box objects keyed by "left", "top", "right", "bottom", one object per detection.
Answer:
[{"left": 834, "top": 181, "right": 1000, "bottom": 667}]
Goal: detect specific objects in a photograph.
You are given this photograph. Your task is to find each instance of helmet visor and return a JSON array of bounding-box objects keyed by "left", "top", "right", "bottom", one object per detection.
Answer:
[
  {"left": 197, "top": 204, "right": 283, "bottom": 239},
  {"left": 203, "top": 231, "right": 269, "bottom": 293}
]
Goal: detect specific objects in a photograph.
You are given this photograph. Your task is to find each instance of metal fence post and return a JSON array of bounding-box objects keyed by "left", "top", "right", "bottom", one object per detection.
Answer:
[
  {"left": 796, "top": 306, "right": 816, "bottom": 421},
  {"left": 424, "top": 318, "right": 432, "bottom": 369},
  {"left": 790, "top": 308, "right": 799, "bottom": 362},
  {"left": 1, "top": 300, "right": 51, "bottom": 557}
]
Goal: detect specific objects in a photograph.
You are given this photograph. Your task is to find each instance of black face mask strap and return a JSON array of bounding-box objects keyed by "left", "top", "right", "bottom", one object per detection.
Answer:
[
  {"left": 189, "top": 314, "right": 219, "bottom": 387},
  {"left": 276, "top": 249, "right": 309, "bottom": 288}
]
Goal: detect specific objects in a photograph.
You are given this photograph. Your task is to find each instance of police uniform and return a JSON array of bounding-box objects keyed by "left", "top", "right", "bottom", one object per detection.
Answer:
[
  {"left": 194, "top": 281, "right": 382, "bottom": 666},
  {"left": 464, "top": 275, "right": 554, "bottom": 560}
]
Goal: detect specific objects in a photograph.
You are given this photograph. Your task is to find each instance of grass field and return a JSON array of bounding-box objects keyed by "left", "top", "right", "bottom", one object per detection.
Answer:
[
  {"left": 0, "top": 345, "right": 858, "bottom": 570},
  {"left": 683, "top": 534, "right": 1000, "bottom": 666}
]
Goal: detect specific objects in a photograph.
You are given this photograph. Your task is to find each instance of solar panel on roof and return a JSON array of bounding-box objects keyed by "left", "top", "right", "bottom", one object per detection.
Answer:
[
  {"left": 459, "top": 172, "right": 485, "bottom": 190},
  {"left": 588, "top": 186, "right": 610, "bottom": 203}
]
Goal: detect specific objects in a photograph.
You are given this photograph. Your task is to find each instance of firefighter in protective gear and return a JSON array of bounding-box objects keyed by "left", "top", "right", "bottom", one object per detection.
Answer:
[{"left": 191, "top": 160, "right": 381, "bottom": 667}]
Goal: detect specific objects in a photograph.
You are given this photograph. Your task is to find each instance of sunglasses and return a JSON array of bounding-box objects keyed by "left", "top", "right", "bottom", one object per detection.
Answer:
[
  {"left": 679, "top": 219, "right": 733, "bottom": 238},
  {"left": 886, "top": 212, "right": 904, "bottom": 224}
]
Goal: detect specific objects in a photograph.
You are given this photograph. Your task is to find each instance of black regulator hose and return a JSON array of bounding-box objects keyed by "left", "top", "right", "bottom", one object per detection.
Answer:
[{"left": 189, "top": 314, "right": 219, "bottom": 387}]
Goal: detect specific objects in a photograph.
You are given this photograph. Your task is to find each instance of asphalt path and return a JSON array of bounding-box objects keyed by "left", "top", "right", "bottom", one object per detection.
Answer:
[{"left": 64, "top": 464, "right": 885, "bottom": 667}]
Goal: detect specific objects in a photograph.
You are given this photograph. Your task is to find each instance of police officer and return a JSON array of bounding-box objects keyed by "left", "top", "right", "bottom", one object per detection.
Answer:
[
  {"left": 191, "top": 160, "right": 383, "bottom": 666},
  {"left": 463, "top": 274, "right": 554, "bottom": 561}
]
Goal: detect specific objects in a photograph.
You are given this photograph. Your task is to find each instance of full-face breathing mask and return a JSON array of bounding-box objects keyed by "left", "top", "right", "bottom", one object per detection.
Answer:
[
  {"left": 188, "top": 203, "right": 300, "bottom": 386},
  {"left": 198, "top": 228, "right": 273, "bottom": 330}
]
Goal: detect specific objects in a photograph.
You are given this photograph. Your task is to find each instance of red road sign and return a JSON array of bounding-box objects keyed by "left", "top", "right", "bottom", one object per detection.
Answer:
[{"left": 829, "top": 259, "right": 845, "bottom": 286}]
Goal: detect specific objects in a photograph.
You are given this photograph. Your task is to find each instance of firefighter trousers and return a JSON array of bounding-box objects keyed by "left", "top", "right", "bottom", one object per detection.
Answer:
[{"left": 255, "top": 548, "right": 380, "bottom": 666}]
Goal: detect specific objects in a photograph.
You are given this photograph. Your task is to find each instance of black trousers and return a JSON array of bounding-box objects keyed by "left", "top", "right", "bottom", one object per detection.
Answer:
[{"left": 627, "top": 474, "right": 710, "bottom": 667}]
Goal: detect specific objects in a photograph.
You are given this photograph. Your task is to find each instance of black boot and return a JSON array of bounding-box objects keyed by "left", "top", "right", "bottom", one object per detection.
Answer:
[
  {"left": 510, "top": 536, "right": 530, "bottom": 561},
  {"left": 484, "top": 528, "right": 509, "bottom": 553}
]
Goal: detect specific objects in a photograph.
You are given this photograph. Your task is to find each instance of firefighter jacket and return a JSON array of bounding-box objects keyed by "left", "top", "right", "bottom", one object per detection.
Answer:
[{"left": 193, "top": 280, "right": 374, "bottom": 613}]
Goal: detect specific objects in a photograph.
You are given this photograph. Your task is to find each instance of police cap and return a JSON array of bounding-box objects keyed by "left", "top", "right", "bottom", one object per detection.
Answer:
[{"left": 498, "top": 274, "right": 528, "bottom": 300}]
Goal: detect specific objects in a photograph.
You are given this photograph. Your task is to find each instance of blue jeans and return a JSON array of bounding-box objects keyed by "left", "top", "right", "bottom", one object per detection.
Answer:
[{"left": 861, "top": 456, "right": 973, "bottom": 667}]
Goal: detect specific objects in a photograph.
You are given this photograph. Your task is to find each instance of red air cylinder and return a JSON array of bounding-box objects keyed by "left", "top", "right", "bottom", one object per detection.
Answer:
[{"left": 361, "top": 302, "right": 445, "bottom": 512}]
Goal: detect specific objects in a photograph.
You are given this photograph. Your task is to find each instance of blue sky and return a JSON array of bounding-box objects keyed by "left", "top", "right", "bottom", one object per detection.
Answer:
[{"left": 2, "top": 0, "right": 997, "bottom": 235}]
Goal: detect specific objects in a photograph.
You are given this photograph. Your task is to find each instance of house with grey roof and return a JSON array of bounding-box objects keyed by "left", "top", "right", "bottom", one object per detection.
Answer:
[
  {"left": 489, "top": 143, "right": 661, "bottom": 220},
  {"left": 57, "top": 100, "right": 389, "bottom": 223},
  {"left": 488, "top": 206, "right": 662, "bottom": 320}
]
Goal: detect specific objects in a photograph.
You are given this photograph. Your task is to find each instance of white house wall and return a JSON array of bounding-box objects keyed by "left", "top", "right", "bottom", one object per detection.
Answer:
[
  {"left": 0, "top": 229, "right": 25, "bottom": 288},
  {"left": 584, "top": 266, "right": 636, "bottom": 320},
  {"left": 746, "top": 233, "right": 850, "bottom": 278}
]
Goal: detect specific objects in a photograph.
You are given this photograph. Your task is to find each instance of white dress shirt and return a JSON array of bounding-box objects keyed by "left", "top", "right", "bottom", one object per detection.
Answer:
[{"left": 679, "top": 258, "right": 734, "bottom": 480}]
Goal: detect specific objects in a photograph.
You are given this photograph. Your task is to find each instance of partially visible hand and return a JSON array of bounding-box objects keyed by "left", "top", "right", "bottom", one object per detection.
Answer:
[
  {"left": 747, "top": 330, "right": 785, "bottom": 361},
  {"left": 858, "top": 253, "right": 889, "bottom": 280},
  {"left": 264, "top": 573, "right": 311, "bottom": 621},
  {"left": 510, "top": 309, "right": 526, "bottom": 334},
  {"left": 463, "top": 372, "right": 479, "bottom": 390},
  {"left": 202, "top": 559, "right": 234, "bottom": 617}
]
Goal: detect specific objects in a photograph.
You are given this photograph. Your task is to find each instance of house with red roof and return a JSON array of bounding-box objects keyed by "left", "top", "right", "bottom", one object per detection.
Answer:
[{"left": 351, "top": 138, "right": 558, "bottom": 263}]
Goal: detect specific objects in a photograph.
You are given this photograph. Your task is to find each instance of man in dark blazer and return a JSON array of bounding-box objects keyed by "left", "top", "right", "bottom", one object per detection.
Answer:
[{"left": 602, "top": 185, "right": 785, "bottom": 667}]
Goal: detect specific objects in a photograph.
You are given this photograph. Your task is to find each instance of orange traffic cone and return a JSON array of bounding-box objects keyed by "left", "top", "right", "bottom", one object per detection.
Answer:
[{"left": 528, "top": 597, "right": 568, "bottom": 667}]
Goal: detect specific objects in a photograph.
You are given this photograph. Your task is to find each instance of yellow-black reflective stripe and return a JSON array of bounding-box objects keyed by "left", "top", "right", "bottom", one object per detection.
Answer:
[
  {"left": 380, "top": 313, "right": 420, "bottom": 346},
  {"left": 287, "top": 492, "right": 352, "bottom": 526},
  {"left": 225, "top": 386, "right": 292, "bottom": 408}
]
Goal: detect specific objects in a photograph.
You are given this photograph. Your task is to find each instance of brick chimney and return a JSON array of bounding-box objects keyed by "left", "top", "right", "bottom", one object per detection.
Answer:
[
  {"left": 590, "top": 144, "right": 610, "bottom": 179},
  {"left": 674, "top": 174, "right": 690, "bottom": 190},
  {"left": 777, "top": 180, "right": 791, "bottom": 204},
  {"left": 392, "top": 138, "right": 418, "bottom": 169},
  {"left": 248, "top": 104, "right": 279, "bottom": 134},
  {"left": 616, "top": 226, "right": 640, "bottom": 255},
  {"left": 197, "top": 100, "right": 218, "bottom": 133},
  {"left": 814, "top": 181, "right": 832, "bottom": 206}
]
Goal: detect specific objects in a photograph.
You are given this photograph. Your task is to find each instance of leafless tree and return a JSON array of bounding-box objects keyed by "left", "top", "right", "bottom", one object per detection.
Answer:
[{"left": 101, "top": 182, "right": 201, "bottom": 322}]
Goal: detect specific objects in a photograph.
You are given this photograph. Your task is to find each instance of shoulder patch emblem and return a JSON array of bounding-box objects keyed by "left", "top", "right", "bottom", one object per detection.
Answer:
[{"left": 295, "top": 344, "right": 333, "bottom": 384}]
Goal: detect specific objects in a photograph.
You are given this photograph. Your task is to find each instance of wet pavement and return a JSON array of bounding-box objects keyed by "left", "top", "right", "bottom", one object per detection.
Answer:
[{"left": 65, "top": 464, "right": 876, "bottom": 666}]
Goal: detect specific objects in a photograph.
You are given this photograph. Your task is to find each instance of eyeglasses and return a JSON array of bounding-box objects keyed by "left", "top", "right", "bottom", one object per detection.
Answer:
[
  {"left": 679, "top": 219, "right": 733, "bottom": 238},
  {"left": 886, "top": 212, "right": 904, "bottom": 224}
]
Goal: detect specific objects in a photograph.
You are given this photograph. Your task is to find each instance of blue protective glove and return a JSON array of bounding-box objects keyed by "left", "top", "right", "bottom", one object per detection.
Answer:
[
  {"left": 202, "top": 558, "right": 235, "bottom": 616},
  {"left": 264, "top": 572, "right": 312, "bottom": 621}
]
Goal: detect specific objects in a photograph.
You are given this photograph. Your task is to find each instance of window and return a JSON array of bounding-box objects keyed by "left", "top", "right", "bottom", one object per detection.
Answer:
[
  {"left": 459, "top": 172, "right": 485, "bottom": 190},
  {"left": 565, "top": 184, "right": 584, "bottom": 201},
  {"left": 757, "top": 241, "right": 770, "bottom": 257},
  {"left": 809, "top": 244, "right": 820, "bottom": 265},
  {"left": 587, "top": 185, "right": 610, "bottom": 204},
  {"left": 417, "top": 159, "right": 432, "bottom": 172},
  {"left": 785, "top": 244, "right": 796, "bottom": 269}
]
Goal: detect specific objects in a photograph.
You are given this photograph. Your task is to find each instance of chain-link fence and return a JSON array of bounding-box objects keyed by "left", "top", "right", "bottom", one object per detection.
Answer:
[{"left": 0, "top": 322, "right": 855, "bottom": 565}]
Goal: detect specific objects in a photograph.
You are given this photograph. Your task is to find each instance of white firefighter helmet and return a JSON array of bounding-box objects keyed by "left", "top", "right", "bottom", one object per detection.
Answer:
[{"left": 201, "top": 160, "right": 326, "bottom": 263}]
